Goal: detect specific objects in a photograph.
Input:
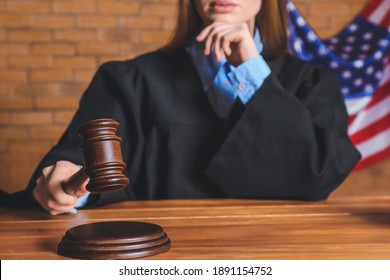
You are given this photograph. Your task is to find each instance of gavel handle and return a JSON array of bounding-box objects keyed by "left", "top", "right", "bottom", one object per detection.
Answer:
[{"left": 62, "top": 168, "right": 89, "bottom": 195}]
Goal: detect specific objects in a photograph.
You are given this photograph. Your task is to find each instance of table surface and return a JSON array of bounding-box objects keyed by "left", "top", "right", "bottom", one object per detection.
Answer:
[{"left": 1, "top": 196, "right": 390, "bottom": 260}]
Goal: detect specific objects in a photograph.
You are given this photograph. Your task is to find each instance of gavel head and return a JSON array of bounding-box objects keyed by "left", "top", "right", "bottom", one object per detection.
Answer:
[{"left": 77, "top": 118, "right": 129, "bottom": 194}]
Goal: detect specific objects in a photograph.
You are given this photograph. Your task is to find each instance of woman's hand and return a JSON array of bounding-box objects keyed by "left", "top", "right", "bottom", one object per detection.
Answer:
[
  {"left": 33, "top": 160, "right": 89, "bottom": 215},
  {"left": 196, "top": 22, "right": 259, "bottom": 66}
]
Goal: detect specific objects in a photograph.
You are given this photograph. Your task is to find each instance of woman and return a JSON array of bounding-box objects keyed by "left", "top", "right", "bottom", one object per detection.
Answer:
[{"left": 18, "top": 0, "right": 360, "bottom": 214}]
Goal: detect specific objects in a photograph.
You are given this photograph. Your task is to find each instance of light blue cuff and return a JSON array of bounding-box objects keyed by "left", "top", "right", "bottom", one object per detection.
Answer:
[
  {"left": 74, "top": 192, "right": 91, "bottom": 209},
  {"left": 227, "top": 55, "right": 271, "bottom": 104}
]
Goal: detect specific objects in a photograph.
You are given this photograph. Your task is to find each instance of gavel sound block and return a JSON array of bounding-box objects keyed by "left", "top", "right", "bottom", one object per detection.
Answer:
[{"left": 57, "top": 118, "right": 171, "bottom": 260}]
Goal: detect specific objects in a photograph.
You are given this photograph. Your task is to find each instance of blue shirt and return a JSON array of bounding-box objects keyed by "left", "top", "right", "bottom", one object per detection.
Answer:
[{"left": 186, "top": 29, "right": 271, "bottom": 119}]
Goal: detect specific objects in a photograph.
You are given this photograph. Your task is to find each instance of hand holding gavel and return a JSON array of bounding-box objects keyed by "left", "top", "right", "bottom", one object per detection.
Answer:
[{"left": 33, "top": 119, "right": 129, "bottom": 215}]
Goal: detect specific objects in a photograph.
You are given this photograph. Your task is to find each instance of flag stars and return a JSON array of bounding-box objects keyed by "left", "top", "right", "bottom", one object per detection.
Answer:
[
  {"left": 318, "top": 46, "right": 328, "bottom": 56},
  {"left": 348, "top": 24, "right": 358, "bottom": 32},
  {"left": 374, "top": 51, "right": 383, "bottom": 60},
  {"left": 363, "top": 32, "right": 373, "bottom": 40},
  {"left": 375, "top": 71, "right": 383, "bottom": 80},
  {"left": 354, "top": 79, "right": 363, "bottom": 86},
  {"left": 287, "top": 1, "right": 295, "bottom": 11},
  {"left": 330, "top": 37, "right": 339, "bottom": 44},
  {"left": 353, "top": 60, "right": 364, "bottom": 68},
  {"left": 366, "top": 66, "right": 374, "bottom": 75},
  {"left": 297, "top": 17, "right": 305, "bottom": 27},
  {"left": 344, "top": 46, "right": 353, "bottom": 52},
  {"left": 358, "top": 54, "right": 367, "bottom": 60},
  {"left": 342, "top": 71, "right": 352, "bottom": 79},
  {"left": 307, "top": 31, "right": 316, "bottom": 42},
  {"left": 294, "top": 40, "right": 303, "bottom": 53},
  {"left": 361, "top": 44, "right": 371, "bottom": 51},
  {"left": 330, "top": 61, "right": 339, "bottom": 69},
  {"left": 379, "top": 39, "right": 389, "bottom": 47},
  {"left": 347, "top": 36, "right": 356, "bottom": 43},
  {"left": 364, "top": 85, "right": 374, "bottom": 93}
]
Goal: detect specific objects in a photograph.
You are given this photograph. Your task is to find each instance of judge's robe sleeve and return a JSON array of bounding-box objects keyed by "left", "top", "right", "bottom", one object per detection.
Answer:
[
  {"left": 204, "top": 67, "right": 361, "bottom": 201},
  {"left": 7, "top": 61, "right": 141, "bottom": 208}
]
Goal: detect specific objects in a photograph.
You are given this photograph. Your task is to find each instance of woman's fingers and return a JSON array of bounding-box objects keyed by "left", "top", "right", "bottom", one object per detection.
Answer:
[
  {"left": 33, "top": 160, "right": 83, "bottom": 215},
  {"left": 196, "top": 22, "right": 254, "bottom": 64}
]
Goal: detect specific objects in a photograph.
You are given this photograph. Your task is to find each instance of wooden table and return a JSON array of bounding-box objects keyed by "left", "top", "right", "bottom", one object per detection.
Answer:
[{"left": 1, "top": 196, "right": 390, "bottom": 259}]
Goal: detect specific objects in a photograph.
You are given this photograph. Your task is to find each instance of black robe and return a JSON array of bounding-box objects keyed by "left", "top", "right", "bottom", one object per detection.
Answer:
[{"left": 6, "top": 49, "right": 361, "bottom": 208}]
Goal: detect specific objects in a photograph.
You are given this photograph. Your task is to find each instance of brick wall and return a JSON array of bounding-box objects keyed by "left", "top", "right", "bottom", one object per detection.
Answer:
[{"left": 0, "top": 0, "right": 388, "bottom": 196}]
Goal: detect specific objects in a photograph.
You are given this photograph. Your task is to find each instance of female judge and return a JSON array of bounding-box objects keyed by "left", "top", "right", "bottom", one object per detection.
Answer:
[{"left": 20, "top": 0, "right": 360, "bottom": 214}]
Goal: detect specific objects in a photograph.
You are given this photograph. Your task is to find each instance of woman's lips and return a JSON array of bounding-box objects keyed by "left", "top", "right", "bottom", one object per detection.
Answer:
[{"left": 210, "top": 0, "right": 237, "bottom": 13}]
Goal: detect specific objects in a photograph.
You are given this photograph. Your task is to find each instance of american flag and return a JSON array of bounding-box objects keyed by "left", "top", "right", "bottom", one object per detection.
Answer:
[{"left": 287, "top": 0, "right": 390, "bottom": 170}]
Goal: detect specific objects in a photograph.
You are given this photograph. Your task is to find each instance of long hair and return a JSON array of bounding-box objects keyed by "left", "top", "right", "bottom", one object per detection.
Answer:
[{"left": 162, "top": 0, "right": 289, "bottom": 56}]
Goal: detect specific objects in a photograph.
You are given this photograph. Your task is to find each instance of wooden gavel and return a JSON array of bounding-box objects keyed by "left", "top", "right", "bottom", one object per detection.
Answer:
[
  {"left": 62, "top": 118, "right": 129, "bottom": 195},
  {"left": 57, "top": 118, "right": 171, "bottom": 260}
]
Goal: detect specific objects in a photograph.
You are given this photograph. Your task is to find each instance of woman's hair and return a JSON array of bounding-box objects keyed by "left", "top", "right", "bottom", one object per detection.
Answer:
[{"left": 162, "top": 0, "right": 289, "bottom": 56}]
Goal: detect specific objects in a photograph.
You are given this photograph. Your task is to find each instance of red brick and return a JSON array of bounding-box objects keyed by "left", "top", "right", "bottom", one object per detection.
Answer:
[
  {"left": 0, "top": 155, "right": 32, "bottom": 166},
  {"left": 30, "top": 15, "right": 75, "bottom": 28},
  {"left": 0, "top": 70, "right": 28, "bottom": 82},
  {"left": 0, "top": 44, "right": 28, "bottom": 55},
  {"left": 0, "top": 15, "right": 30, "bottom": 27},
  {"left": 6, "top": 2, "right": 50, "bottom": 14},
  {"left": 162, "top": 18, "right": 176, "bottom": 30},
  {"left": 58, "top": 84, "right": 87, "bottom": 96},
  {"left": 305, "top": 15, "right": 329, "bottom": 30},
  {"left": 0, "top": 29, "right": 5, "bottom": 41},
  {"left": 77, "top": 15, "right": 118, "bottom": 28},
  {"left": 0, "top": 96, "right": 33, "bottom": 109},
  {"left": 54, "top": 30, "right": 97, "bottom": 42},
  {"left": 30, "top": 69, "right": 73, "bottom": 82},
  {"left": 7, "top": 56, "right": 51, "bottom": 68},
  {"left": 54, "top": 110, "right": 75, "bottom": 124},
  {"left": 31, "top": 43, "right": 75, "bottom": 55},
  {"left": 77, "top": 43, "right": 119, "bottom": 55},
  {"left": 96, "top": 29, "right": 139, "bottom": 43},
  {"left": 0, "top": 55, "right": 5, "bottom": 68},
  {"left": 34, "top": 96, "right": 80, "bottom": 109},
  {"left": 53, "top": 57, "right": 97, "bottom": 68},
  {"left": 53, "top": 2, "right": 96, "bottom": 13},
  {"left": 0, "top": 127, "right": 29, "bottom": 139},
  {"left": 9, "top": 140, "right": 53, "bottom": 154},
  {"left": 97, "top": 2, "right": 140, "bottom": 14},
  {"left": 140, "top": 4, "right": 177, "bottom": 17},
  {"left": 7, "top": 167, "right": 37, "bottom": 192},
  {"left": 0, "top": 85, "right": 7, "bottom": 95},
  {"left": 14, "top": 84, "right": 59, "bottom": 96},
  {"left": 140, "top": 30, "right": 171, "bottom": 44},
  {"left": 0, "top": 140, "right": 6, "bottom": 152},
  {"left": 74, "top": 69, "right": 96, "bottom": 83},
  {"left": 309, "top": 3, "right": 350, "bottom": 16},
  {"left": 10, "top": 112, "right": 52, "bottom": 125},
  {"left": 0, "top": 112, "right": 9, "bottom": 125},
  {"left": 7, "top": 30, "right": 51, "bottom": 42},
  {"left": 122, "top": 17, "right": 161, "bottom": 29},
  {"left": 30, "top": 126, "right": 65, "bottom": 140}
]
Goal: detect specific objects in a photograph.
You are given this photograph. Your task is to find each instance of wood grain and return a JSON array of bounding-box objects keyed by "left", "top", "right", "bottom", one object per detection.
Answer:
[{"left": 1, "top": 196, "right": 390, "bottom": 259}]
